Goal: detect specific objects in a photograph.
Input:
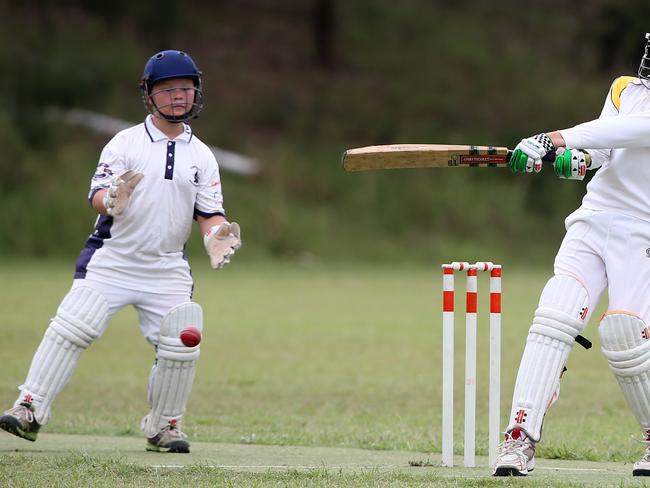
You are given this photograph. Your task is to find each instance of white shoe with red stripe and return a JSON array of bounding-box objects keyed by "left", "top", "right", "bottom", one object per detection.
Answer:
[
  {"left": 145, "top": 419, "right": 190, "bottom": 453},
  {"left": 633, "top": 431, "right": 650, "bottom": 476},
  {"left": 0, "top": 395, "right": 41, "bottom": 442},
  {"left": 492, "top": 427, "right": 536, "bottom": 476}
]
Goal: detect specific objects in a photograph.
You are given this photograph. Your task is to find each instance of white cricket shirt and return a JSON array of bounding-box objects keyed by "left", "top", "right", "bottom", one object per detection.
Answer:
[
  {"left": 75, "top": 115, "right": 225, "bottom": 294},
  {"left": 560, "top": 77, "right": 650, "bottom": 222}
]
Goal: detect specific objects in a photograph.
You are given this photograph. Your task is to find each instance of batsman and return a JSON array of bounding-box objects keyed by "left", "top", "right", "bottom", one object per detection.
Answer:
[
  {"left": 494, "top": 33, "right": 650, "bottom": 477},
  {"left": 0, "top": 49, "right": 241, "bottom": 453}
]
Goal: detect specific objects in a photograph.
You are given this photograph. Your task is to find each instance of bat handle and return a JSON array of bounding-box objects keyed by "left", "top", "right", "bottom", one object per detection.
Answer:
[
  {"left": 506, "top": 150, "right": 556, "bottom": 163},
  {"left": 543, "top": 150, "right": 557, "bottom": 162}
]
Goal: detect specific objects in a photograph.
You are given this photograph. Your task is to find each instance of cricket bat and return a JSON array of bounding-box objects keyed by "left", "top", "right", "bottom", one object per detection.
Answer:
[{"left": 341, "top": 144, "right": 558, "bottom": 171}]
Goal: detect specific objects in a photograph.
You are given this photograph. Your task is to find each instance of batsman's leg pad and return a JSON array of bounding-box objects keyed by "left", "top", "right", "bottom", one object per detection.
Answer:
[
  {"left": 599, "top": 312, "right": 650, "bottom": 430},
  {"left": 18, "top": 287, "right": 109, "bottom": 425},
  {"left": 507, "top": 274, "right": 589, "bottom": 441},
  {"left": 142, "top": 302, "right": 203, "bottom": 437}
]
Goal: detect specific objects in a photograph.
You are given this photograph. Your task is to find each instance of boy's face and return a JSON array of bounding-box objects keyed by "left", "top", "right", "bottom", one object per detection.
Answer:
[{"left": 150, "top": 78, "right": 196, "bottom": 119}]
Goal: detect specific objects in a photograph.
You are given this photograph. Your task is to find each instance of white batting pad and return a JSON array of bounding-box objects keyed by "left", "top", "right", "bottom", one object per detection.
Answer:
[
  {"left": 599, "top": 312, "right": 650, "bottom": 430},
  {"left": 507, "top": 274, "right": 589, "bottom": 441},
  {"left": 142, "top": 302, "right": 203, "bottom": 437},
  {"left": 18, "top": 286, "right": 109, "bottom": 425}
]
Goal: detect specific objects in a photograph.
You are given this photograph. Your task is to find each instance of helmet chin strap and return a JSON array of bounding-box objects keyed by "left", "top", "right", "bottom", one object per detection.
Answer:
[{"left": 150, "top": 101, "right": 191, "bottom": 123}]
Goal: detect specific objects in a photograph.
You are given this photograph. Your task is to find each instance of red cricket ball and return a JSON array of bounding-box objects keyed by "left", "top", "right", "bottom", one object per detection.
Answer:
[{"left": 180, "top": 326, "right": 202, "bottom": 347}]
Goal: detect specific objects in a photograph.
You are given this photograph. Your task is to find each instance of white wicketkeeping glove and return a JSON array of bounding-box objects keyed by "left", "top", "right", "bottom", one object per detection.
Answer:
[
  {"left": 103, "top": 170, "right": 144, "bottom": 216},
  {"left": 204, "top": 222, "right": 242, "bottom": 269},
  {"left": 513, "top": 133, "right": 556, "bottom": 173}
]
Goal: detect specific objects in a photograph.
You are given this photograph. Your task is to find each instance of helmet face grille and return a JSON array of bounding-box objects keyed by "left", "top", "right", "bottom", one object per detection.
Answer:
[
  {"left": 142, "top": 88, "right": 203, "bottom": 122},
  {"left": 639, "top": 33, "right": 650, "bottom": 81},
  {"left": 140, "top": 50, "right": 204, "bottom": 122},
  {"left": 140, "top": 84, "right": 204, "bottom": 123}
]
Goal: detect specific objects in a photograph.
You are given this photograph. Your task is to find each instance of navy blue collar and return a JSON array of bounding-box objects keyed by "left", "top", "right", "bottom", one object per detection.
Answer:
[{"left": 144, "top": 115, "right": 193, "bottom": 142}]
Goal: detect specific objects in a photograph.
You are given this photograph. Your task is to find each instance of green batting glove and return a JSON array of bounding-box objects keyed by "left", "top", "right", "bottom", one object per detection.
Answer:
[
  {"left": 554, "top": 150, "right": 572, "bottom": 178},
  {"left": 554, "top": 149, "right": 588, "bottom": 180},
  {"left": 508, "top": 135, "right": 552, "bottom": 173},
  {"left": 508, "top": 148, "right": 529, "bottom": 173}
]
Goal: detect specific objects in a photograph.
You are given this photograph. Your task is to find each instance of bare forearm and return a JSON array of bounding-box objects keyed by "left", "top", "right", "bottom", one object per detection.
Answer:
[
  {"left": 197, "top": 214, "right": 227, "bottom": 235},
  {"left": 548, "top": 131, "right": 566, "bottom": 149}
]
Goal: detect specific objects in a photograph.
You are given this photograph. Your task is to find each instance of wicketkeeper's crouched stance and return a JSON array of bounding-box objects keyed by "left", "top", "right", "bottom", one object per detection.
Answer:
[
  {"left": 494, "top": 33, "right": 650, "bottom": 477},
  {"left": 0, "top": 50, "right": 242, "bottom": 453}
]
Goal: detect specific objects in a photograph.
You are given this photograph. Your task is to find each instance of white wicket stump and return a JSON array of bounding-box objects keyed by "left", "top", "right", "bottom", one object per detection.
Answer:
[
  {"left": 441, "top": 265, "right": 455, "bottom": 467},
  {"left": 441, "top": 262, "right": 501, "bottom": 468}
]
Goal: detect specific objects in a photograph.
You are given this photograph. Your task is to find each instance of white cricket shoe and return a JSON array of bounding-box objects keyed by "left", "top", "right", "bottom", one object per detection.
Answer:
[
  {"left": 0, "top": 396, "right": 41, "bottom": 442},
  {"left": 492, "top": 427, "right": 536, "bottom": 476},
  {"left": 633, "top": 433, "right": 650, "bottom": 476},
  {"left": 145, "top": 419, "right": 190, "bottom": 453}
]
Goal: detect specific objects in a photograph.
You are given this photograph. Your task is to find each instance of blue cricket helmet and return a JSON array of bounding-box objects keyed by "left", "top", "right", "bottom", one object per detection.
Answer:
[{"left": 140, "top": 50, "right": 204, "bottom": 122}]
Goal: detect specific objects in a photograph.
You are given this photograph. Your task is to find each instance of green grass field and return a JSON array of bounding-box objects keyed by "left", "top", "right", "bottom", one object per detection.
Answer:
[{"left": 0, "top": 259, "right": 644, "bottom": 486}]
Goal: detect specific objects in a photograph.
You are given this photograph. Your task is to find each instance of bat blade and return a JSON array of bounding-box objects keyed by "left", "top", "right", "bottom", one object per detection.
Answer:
[{"left": 342, "top": 144, "right": 512, "bottom": 171}]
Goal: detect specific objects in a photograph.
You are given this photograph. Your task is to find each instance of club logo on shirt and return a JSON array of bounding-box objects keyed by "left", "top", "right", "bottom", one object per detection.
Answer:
[
  {"left": 190, "top": 166, "right": 199, "bottom": 186},
  {"left": 646, "top": 248, "right": 650, "bottom": 258},
  {"left": 93, "top": 163, "right": 113, "bottom": 180}
]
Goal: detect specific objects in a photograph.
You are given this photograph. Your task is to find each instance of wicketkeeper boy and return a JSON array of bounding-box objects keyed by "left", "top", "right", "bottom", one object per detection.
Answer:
[{"left": 0, "top": 49, "right": 241, "bottom": 453}]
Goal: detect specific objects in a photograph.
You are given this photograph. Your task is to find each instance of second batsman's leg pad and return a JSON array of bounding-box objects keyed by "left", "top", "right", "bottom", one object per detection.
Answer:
[
  {"left": 599, "top": 312, "right": 650, "bottom": 431},
  {"left": 142, "top": 302, "right": 203, "bottom": 439},
  {"left": 18, "top": 287, "right": 109, "bottom": 425},
  {"left": 507, "top": 274, "right": 589, "bottom": 441}
]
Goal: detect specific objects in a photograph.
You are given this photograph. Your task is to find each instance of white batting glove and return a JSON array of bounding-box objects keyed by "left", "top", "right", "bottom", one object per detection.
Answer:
[
  {"left": 511, "top": 133, "right": 556, "bottom": 173},
  {"left": 204, "top": 222, "right": 241, "bottom": 269},
  {"left": 103, "top": 170, "right": 144, "bottom": 216}
]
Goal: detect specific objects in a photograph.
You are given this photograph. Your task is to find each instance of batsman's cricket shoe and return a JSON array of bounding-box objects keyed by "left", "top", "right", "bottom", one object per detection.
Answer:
[
  {"left": 633, "top": 431, "right": 650, "bottom": 476},
  {"left": 0, "top": 397, "right": 41, "bottom": 442},
  {"left": 492, "top": 427, "right": 536, "bottom": 476},
  {"left": 146, "top": 419, "right": 190, "bottom": 453}
]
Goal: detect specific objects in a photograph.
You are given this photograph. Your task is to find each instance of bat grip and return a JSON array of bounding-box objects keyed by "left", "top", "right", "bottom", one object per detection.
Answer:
[
  {"left": 506, "top": 150, "right": 556, "bottom": 163},
  {"left": 543, "top": 150, "right": 556, "bottom": 162}
]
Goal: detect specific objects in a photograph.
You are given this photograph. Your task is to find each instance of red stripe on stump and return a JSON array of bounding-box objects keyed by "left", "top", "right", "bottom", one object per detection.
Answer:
[
  {"left": 443, "top": 291, "right": 454, "bottom": 312},
  {"left": 466, "top": 292, "right": 477, "bottom": 313},
  {"left": 490, "top": 293, "right": 501, "bottom": 313}
]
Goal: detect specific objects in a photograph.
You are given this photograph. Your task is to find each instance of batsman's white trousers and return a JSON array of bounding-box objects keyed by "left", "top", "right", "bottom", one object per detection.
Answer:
[
  {"left": 554, "top": 208, "right": 650, "bottom": 322},
  {"left": 71, "top": 278, "right": 192, "bottom": 345}
]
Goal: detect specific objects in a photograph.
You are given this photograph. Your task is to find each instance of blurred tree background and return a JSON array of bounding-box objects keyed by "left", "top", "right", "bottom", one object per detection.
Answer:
[{"left": 1, "top": 0, "right": 648, "bottom": 265}]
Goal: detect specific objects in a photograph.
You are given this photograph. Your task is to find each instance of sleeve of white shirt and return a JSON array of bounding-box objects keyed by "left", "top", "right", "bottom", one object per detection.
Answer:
[
  {"left": 194, "top": 152, "right": 225, "bottom": 218},
  {"left": 88, "top": 136, "right": 127, "bottom": 202},
  {"left": 560, "top": 80, "right": 650, "bottom": 152},
  {"left": 575, "top": 80, "right": 620, "bottom": 170},
  {"left": 560, "top": 114, "right": 650, "bottom": 150}
]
